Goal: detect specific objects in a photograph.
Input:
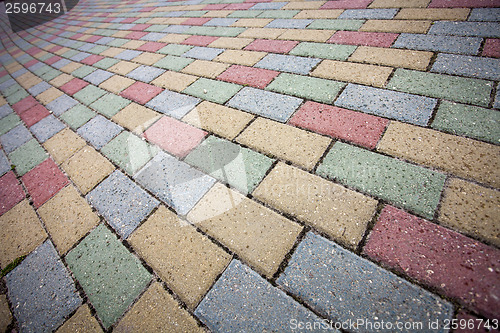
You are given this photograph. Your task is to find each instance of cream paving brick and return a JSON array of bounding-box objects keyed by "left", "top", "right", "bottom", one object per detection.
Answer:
[
  {"left": 55, "top": 47, "right": 72, "bottom": 55},
  {"left": 132, "top": 53, "right": 165, "bottom": 66},
  {"left": 360, "top": 20, "right": 432, "bottom": 33},
  {"left": 151, "top": 71, "right": 198, "bottom": 92},
  {"left": 283, "top": 1, "right": 325, "bottom": 9},
  {"left": 277, "top": 29, "right": 334, "bottom": 42},
  {"left": 99, "top": 75, "right": 135, "bottom": 94},
  {"left": 182, "top": 101, "right": 254, "bottom": 140},
  {"left": 0, "top": 96, "right": 6, "bottom": 106},
  {"left": 60, "top": 62, "right": 82, "bottom": 74},
  {"left": 108, "top": 61, "right": 140, "bottom": 75},
  {"left": 181, "top": 60, "right": 230, "bottom": 79},
  {"left": 0, "top": 295, "right": 12, "bottom": 332},
  {"left": 368, "top": 0, "right": 430, "bottom": 8},
  {"left": 6, "top": 63, "right": 22, "bottom": 73},
  {"left": 122, "top": 40, "right": 146, "bottom": 50},
  {"left": 203, "top": 10, "right": 233, "bottom": 17},
  {"left": 349, "top": 46, "right": 432, "bottom": 70},
  {"left": 114, "top": 282, "right": 204, "bottom": 333},
  {"left": 129, "top": 206, "right": 231, "bottom": 309},
  {"left": 208, "top": 37, "right": 254, "bottom": 49},
  {"left": 43, "top": 128, "right": 87, "bottom": 165},
  {"left": 294, "top": 9, "right": 344, "bottom": 19},
  {"left": 61, "top": 146, "right": 115, "bottom": 195},
  {"left": 17, "top": 72, "right": 40, "bottom": 89},
  {"left": 395, "top": 8, "right": 470, "bottom": 20},
  {"left": 188, "top": 183, "right": 302, "bottom": 277},
  {"left": 312, "top": 59, "right": 392, "bottom": 87},
  {"left": 112, "top": 31, "right": 130, "bottom": 38},
  {"left": 238, "top": 28, "right": 287, "bottom": 39},
  {"left": 0, "top": 200, "right": 47, "bottom": 269},
  {"left": 100, "top": 47, "right": 124, "bottom": 57},
  {"left": 236, "top": 117, "right": 331, "bottom": 170},
  {"left": 164, "top": 18, "right": 188, "bottom": 24},
  {"left": 253, "top": 163, "right": 378, "bottom": 248},
  {"left": 36, "top": 87, "right": 64, "bottom": 105},
  {"left": 38, "top": 185, "right": 100, "bottom": 254},
  {"left": 50, "top": 74, "right": 74, "bottom": 88},
  {"left": 439, "top": 178, "right": 499, "bottom": 247},
  {"left": 112, "top": 103, "right": 161, "bottom": 134},
  {"left": 56, "top": 305, "right": 102, "bottom": 333},
  {"left": 158, "top": 34, "right": 190, "bottom": 44},
  {"left": 214, "top": 50, "right": 267, "bottom": 66},
  {"left": 77, "top": 34, "right": 91, "bottom": 41},
  {"left": 378, "top": 122, "right": 500, "bottom": 188},
  {"left": 231, "top": 18, "right": 273, "bottom": 28}
]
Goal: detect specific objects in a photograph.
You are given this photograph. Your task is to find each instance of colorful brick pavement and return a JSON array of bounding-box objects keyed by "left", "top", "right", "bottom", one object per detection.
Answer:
[{"left": 0, "top": 0, "right": 499, "bottom": 331}]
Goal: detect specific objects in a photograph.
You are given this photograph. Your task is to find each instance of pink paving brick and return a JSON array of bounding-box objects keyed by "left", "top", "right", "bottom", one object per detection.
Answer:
[
  {"left": 48, "top": 45, "right": 63, "bottom": 53},
  {"left": 227, "top": 2, "right": 256, "bottom": 8},
  {"left": 0, "top": 70, "right": 7, "bottom": 78},
  {"left": 482, "top": 38, "right": 500, "bottom": 58},
  {"left": 244, "top": 39, "right": 299, "bottom": 54},
  {"left": 13, "top": 96, "right": 39, "bottom": 115},
  {"left": 124, "top": 31, "right": 148, "bottom": 40},
  {"left": 328, "top": 31, "right": 399, "bottom": 48},
  {"left": 203, "top": 4, "right": 228, "bottom": 9},
  {"left": 121, "top": 17, "right": 138, "bottom": 23},
  {"left": 181, "top": 17, "right": 212, "bottom": 26},
  {"left": 137, "top": 42, "right": 167, "bottom": 52},
  {"left": 182, "top": 35, "right": 219, "bottom": 46},
  {"left": 454, "top": 312, "right": 500, "bottom": 333},
  {"left": 26, "top": 47, "right": 41, "bottom": 56},
  {"left": 120, "top": 82, "right": 163, "bottom": 104},
  {"left": 45, "top": 55, "right": 63, "bottom": 65},
  {"left": 0, "top": 172, "right": 25, "bottom": 216},
  {"left": 289, "top": 101, "right": 388, "bottom": 149},
  {"left": 217, "top": 65, "right": 279, "bottom": 89},
  {"left": 25, "top": 59, "right": 40, "bottom": 68},
  {"left": 70, "top": 33, "right": 84, "bottom": 40},
  {"left": 321, "top": 0, "right": 372, "bottom": 9},
  {"left": 84, "top": 35, "right": 102, "bottom": 43},
  {"left": 130, "top": 24, "right": 152, "bottom": 31},
  {"left": 21, "top": 159, "right": 69, "bottom": 208},
  {"left": 60, "top": 78, "right": 89, "bottom": 96},
  {"left": 363, "top": 205, "right": 500, "bottom": 320},
  {"left": 46, "top": 35, "right": 58, "bottom": 42},
  {"left": 11, "top": 49, "right": 22, "bottom": 56},
  {"left": 20, "top": 104, "right": 50, "bottom": 127},
  {"left": 81, "top": 54, "right": 105, "bottom": 65},
  {"left": 429, "top": 0, "right": 500, "bottom": 7},
  {"left": 139, "top": 6, "right": 155, "bottom": 12},
  {"left": 143, "top": 116, "right": 207, "bottom": 158}
]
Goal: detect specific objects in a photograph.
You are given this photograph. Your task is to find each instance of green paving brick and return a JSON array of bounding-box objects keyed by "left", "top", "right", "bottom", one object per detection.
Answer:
[
  {"left": 6, "top": 89, "right": 29, "bottom": 105},
  {"left": 60, "top": 104, "right": 96, "bottom": 129},
  {"left": 213, "top": 27, "right": 246, "bottom": 37},
  {"left": 316, "top": 142, "right": 445, "bottom": 219},
  {"left": 94, "top": 58, "right": 120, "bottom": 70},
  {"left": 8, "top": 139, "right": 47, "bottom": 176},
  {"left": 72, "top": 65, "right": 96, "bottom": 79},
  {"left": 182, "top": 77, "right": 242, "bottom": 104},
  {"left": 61, "top": 49, "right": 79, "bottom": 59},
  {"left": 184, "top": 136, "right": 274, "bottom": 194},
  {"left": 95, "top": 29, "right": 114, "bottom": 36},
  {"left": 266, "top": 73, "right": 345, "bottom": 104},
  {"left": 258, "top": 10, "right": 300, "bottom": 19},
  {"left": 185, "top": 26, "right": 217, "bottom": 36},
  {"left": 145, "top": 25, "right": 165, "bottom": 32},
  {"left": 39, "top": 68, "right": 62, "bottom": 81},
  {"left": 154, "top": 55, "right": 194, "bottom": 71},
  {"left": 307, "top": 19, "right": 364, "bottom": 31},
  {"left": 431, "top": 101, "right": 500, "bottom": 144},
  {"left": 181, "top": 10, "right": 207, "bottom": 17},
  {"left": 289, "top": 42, "right": 356, "bottom": 61},
  {"left": 107, "top": 38, "right": 128, "bottom": 47},
  {"left": 0, "top": 75, "right": 9, "bottom": 84},
  {"left": 88, "top": 45, "right": 109, "bottom": 55},
  {"left": 33, "top": 65, "right": 52, "bottom": 77},
  {"left": 90, "top": 93, "right": 131, "bottom": 118},
  {"left": 65, "top": 224, "right": 151, "bottom": 329},
  {"left": 388, "top": 69, "right": 493, "bottom": 107},
  {"left": 158, "top": 44, "right": 193, "bottom": 56},
  {"left": 70, "top": 41, "right": 85, "bottom": 49},
  {"left": 228, "top": 10, "right": 263, "bottom": 18},
  {"left": 3, "top": 83, "right": 23, "bottom": 97},
  {"left": 0, "top": 113, "right": 21, "bottom": 136},
  {"left": 101, "top": 131, "right": 157, "bottom": 175},
  {"left": 73, "top": 85, "right": 107, "bottom": 105},
  {"left": 134, "top": 18, "right": 150, "bottom": 23}
]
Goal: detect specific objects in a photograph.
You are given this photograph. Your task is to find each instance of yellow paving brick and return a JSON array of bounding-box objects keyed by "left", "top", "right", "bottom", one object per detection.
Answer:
[
  {"left": 112, "top": 103, "right": 161, "bottom": 134},
  {"left": 311, "top": 59, "right": 393, "bottom": 87},
  {"left": 158, "top": 33, "right": 190, "bottom": 43},
  {"left": 43, "top": 128, "right": 87, "bottom": 165},
  {"left": 114, "top": 282, "right": 204, "bottom": 333},
  {"left": 60, "top": 62, "right": 82, "bottom": 74},
  {"left": 151, "top": 71, "right": 198, "bottom": 92},
  {"left": 6, "top": 62, "right": 22, "bottom": 73},
  {"left": 132, "top": 52, "right": 165, "bottom": 65},
  {"left": 129, "top": 206, "right": 231, "bottom": 309},
  {"left": 283, "top": 1, "right": 325, "bottom": 9},
  {"left": 188, "top": 183, "right": 302, "bottom": 277},
  {"left": 100, "top": 47, "right": 124, "bottom": 57},
  {"left": 99, "top": 75, "right": 135, "bottom": 94},
  {"left": 49, "top": 73, "right": 74, "bottom": 88},
  {"left": 214, "top": 49, "right": 267, "bottom": 66},
  {"left": 36, "top": 87, "right": 63, "bottom": 105},
  {"left": 38, "top": 185, "right": 100, "bottom": 254},
  {"left": 253, "top": 163, "right": 378, "bottom": 248},
  {"left": 208, "top": 37, "right": 254, "bottom": 49},
  {"left": 360, "top": 19, "right": 432, "bottom": 33},
  {"left": 377, "top": 122, "right": 500, "bottom": 188},
  {"left": 55, "top": 47, "right": 71, "bottom": 55},
  {"left": 294, "top": 9, "right": 343, "bottom": 19},
  {"left": 231, "top": 18, "right": 273, "bottom": 27},
  {"left": 112, "top": 31, "right": 131, "bottom": 38},
  {"left": 0, "top": 200, "right": 47, "bottom": 269},
  {"left": 368, "top": 0, "right": 430, "bottom": 8},
  {"left": 56, "top": 305, "right": 102, "bottom": 333},
  {"left": 395, "top": 8, "right": 470, "bottom": 20},
  {"left": 181, "top": 59, "right": 230, "bottom": 78},
  {"left": 203, "top": 10, "right": 233, "bottom": 17},
  {"left": 17, "top": 73, "right": 42, "bottom": 89},
  {"left": 183, "top": 101, "right": 254, "bottom": 140},
  {"left": 0, "top": 295, "right": 12, "bottom": 333},
  {"left": 236, "top": 117, "right": 331, "bottom": 170},
  {"left": 349, "top": 46, "right": 432, "bottom": 70},
  {"left": 277, "top": 29, "right": 334, "bottom": 42},
  {"left": 0, "top": 96, "right": 6, "bottom": 106},
  {"left": 121, "top": 40, "right": 146, "bottom": 50},
  {"left": 238, "top": 27, "right": 286, "bottom": 39},
  {"left": 163, "top": 17, "right": 187, "bottom": 25},
  {"left": 439, "top": 178, "right": 499, "bottom": 247},
  {"left": 108, "top": 61, "right": 140, "bottom": 75}
]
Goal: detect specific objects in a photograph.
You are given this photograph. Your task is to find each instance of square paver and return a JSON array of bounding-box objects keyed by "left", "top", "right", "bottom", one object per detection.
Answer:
[
  {"left": 19, "top": 104, "right": 50, "bottom": 127},
  {"left": 217, "top": 65, "right": 279, "bottom": 89},
  {"left": 0, "top": 171, "right": 25, "bottom": 216},
  {"left": 0, "top": 150, "right": 10, "bottom": 177},
  {"left": 83, "top": 69, "right": 114, "bottom": 85},
  {"left": 8, "top": 139, "right": 47, "bottom": 176},
  {"left": 46, "top": 94, "right": 79, "bottom": 116},
  {"left": 126, "top": 65, "right": 165, "bottom": 82},
  {"left": 111, "top": 103, "right": 161, "bottom": 134},
  {"left": 73, "top": 85, "right": 107, "bottom": 105},
  {"left": 120, "top": 81, "right": 163, "bottom": 105},
  {"left": 90, "top": 93, "right": 131, "bottom": 118},
  {"left": 56, "top": 305, "right": 102, "bottom": 333},
  {"left": 99, "top": 75, "right": 135, "bottom": 94},
  {"left": 0, "top": 124, "right": 32, "bottom": 154},
  {"left": 153, "top": 55, "right": 194, "bottom": 71},
  {"left": 30, "top": 115, "right": 66, "bottom": 143},
  {"left": 151, "top": 71, "right": 198, "bottom": 91},
  {"left": 42, "top": 128, "right": 86, "bottom": 165},
  {"left": 77, "top": 115, "right": 123, "bottom": 149},
  {"left": 60, "top": 78, "right": 89, "bottom": 96},
  {"left": 145, "top": 90, "right": 201, "bottom": 119},
  {"left": 0, "top": 113, "right": 21, "bottom": 136},
  {"left": 60, "top": 104, "right": 96, "bottom": 129}
]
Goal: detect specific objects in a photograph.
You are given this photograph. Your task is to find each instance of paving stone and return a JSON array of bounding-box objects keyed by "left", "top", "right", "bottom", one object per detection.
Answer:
[
  {"left": 0, "top": 150, "right": 10, "bottom": 177},
  {"left": 364, "top": 205, "right": 500, "bottom": 320},
  {"left": 28, "top": 81, "right": 52, "bottom": 95},
  {"left": 71, "top": 65, "right": 97, "bottom": 79},
  {"left": 182, "top": 77, "right": 241, "bottom": 104},
  {"left": 453, "top": 312, "right": 500, "bottom": 333},
  {"left": 158, "top": 44, "right": 194, "bottom": 56},
  {"left": 335, "top": 83, "right": 437, "bottom": 125},
  {"left": 255, "top": 53, "right": 320, "bottom": 75},
  {"left": 60, "top": 104, "right": 96, "bottom": 129},
  {"left": 205, "top": 18, "right": 238, "bottom": 27},
  {"left": 8, "top": 139, "right": 47, "bottom": 176},
  {"left": 126, "top": 65, "right": 165, "bottom": 83},
  {"left": 30, "top": 115, "right": 66, "bottom": 143},
  {"left": 151, "top": 71, "right": 198, "bottom": 92},
  {"left": 114, "top": 282, "right": 204, "bottom": 332},
  {"left": 208, "top": 37, "right": 254, "bottom": 49},
  {"left": 277, "top": 232, "right": 453, "bottom": 332},
  {"left": 46, "top": 94, "right": 79, "bottom": 116},
  {"left": 495, "top": 84, "right": 500, "bottom": 109},
  {"left": 83, "top": 69, "right": 114, "bottom": 85},
  {"left": 307, "top": 18, "right": 364, "bottom": 30},
  {"left": 339, "top": 8, "right": 398, "bottom": 19},
  {"left": 0, "top": 124, "right": 32, "bottom": 154},
  {"left": 146, "top": 89, "right": 201, "bottom": 119},
  {"left": 56, "top": 305, "right": 103, "bottom": 333},
  {"left": 369, "top": 0, "right": 431, "bottom": 8},
  {"left": 0, "top": 171, "right": 25, "bottom": 217},
  {"left": 350, "top": 45, "right": 432, "bottom": 70},
  {"left": 244, "top": 39, "right": 298, "bottom": 53},
  {"left": 19, "top": 103, "right": 51, "bottom": 128},
  {"left": 6, "top": 241, "right": 81, "bottom": 333},
  {"left": 181, "top": 59, "right": 230, "bottom": 78},
  {"left": 227, "top": 87, "right": 302, "bottom": 122},
  {"left": 277, "top": 28, "right": 335, "bottom": 42},
  {"left": 395, "top": 8, "right": 470, "bottom": 20},
  {"left": 120, "top": 81, "right": 163, "bottom": 104},
  {"left": 182, "top": 46, "right": 224, "bottom": 60},
  {"left": 432, "top": 101, "right": 500, "bottom": 144},
  {"left": 0, "top": 295, "right": 12, "bottom": 332},
  {"left": 115, "top": 49, "right": 143, "bottom": 60},
  {"left": 429, "top": 21, "right": 500, "bottom": 37},
  {"left": 77, "top": 115, "right": 123, "bottom": 150},
  {"left": 65, "top": 224, "right": 151, "bottom": 329},
  {"left": 182, "top": 35, "right": 219, "bottom": 46},
  {"left": 108, "top": 60, "right": 140, "bottom": 75},
  {"left": 311, "top": 59, "right": 392, "bottom": 87},
  {"left": 360, "top": 19, "right": 432, "bottom": 33},
  {"left": 265, "top": 18, "right": 313, "bottom": 29},
  {"left": 73, "top": 85, "right": 107, "bottom": 105},
  {"left": 214, "top": 49, "right": 267, "bottom": 66},
  {"left": 393, "top": 33, "right": 481, "bottom": 55},
  {"left": 0, "top": 113, "right": 21, "bottom": 136},
  {"left": 217, "top": 65, "right": 278, "bottom": 88},
  {"left": 60, "top": 78, "right": 89, "bottom": 95},
  {"left": 328, "top": 31, "right": 398, "bottom": 47},
  {"left": 321, "top": 0, "right": 372, "bottom": 8},
  {"left": 111, "top": 102, "right": 161, "bottom": 134},
  {"left": 99, "top": 75, "right": 135, "bottom": 93},
  {"left": 134, "top": 151, "right": 216, "bottom": 215},
  {"left": 432, "top": 53, "right": 500, "bottom": 81},
  {"left": 483, "top": 38, "right": 500, "bottom": 58},
  {"left": 0, "top": 104, "right": 13, "bottom": 120},
  {"left": 468, "top": 7, "right": 500, "bottom": 21},
  {"left": 289, "top": 41, "right": 356, "bottom": 60},
  {"left": 90, "top": 93, "right": 131, "bottom": 118}
]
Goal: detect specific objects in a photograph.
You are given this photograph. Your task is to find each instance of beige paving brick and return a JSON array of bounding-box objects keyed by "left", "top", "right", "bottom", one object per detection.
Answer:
[
  {"left": 368, "top": 0, "right": 430, "bottom": 8},
  {"left": 5, "top": 62, "right": 22, "bottom": 73},
  {"left": 158, "top": 33, "right": 190, "bottom": 43},
  {"left": 348, "top": 46, "right": 432, "bottom": 70},
  {"left": 60, "top": 62, "right": 82, "bottom": 74},
  {"left": 283, "top": 1, "right": 325, "bottom": 9},
  {"left": 121, "top": 40, "right": 146, "bottom": 50},
  {"left": 163, "top": 18, "right": 188, "bottom": 25},
  {"left": 55, "top": 47, "right": 71, "bottom": 55},
  {"left": 151, "top": 71, "right": 198, "bottom": 92},
  {"left": 112, "top": 31, "right": 131, "bottom": 38},
  {"left": 238, "top": 27, "right": 286, "bottom": 39},
  {"left": 0, "top": 96, "right": 6, "bottom": 106},
  {"left": 38, "top": 185, "right": 99, "bottom": 254},
  {"left": 0, "top": 200, "right": 47, "bottom": 269},
  {"left": 181, "top": 59, "right": 230, "bottom": 79},
  {"left": 56, "top": 305, "right": 102, "bottom": 333},
  {"left": 100, "top": 47, "right": 124, "bottom": 57},
  {"left": 236, "top": 117, "right": 331, "bottom": 170},
  {"left": 277, "top": 29, "right": 334, "bottom": 42},
  {"left": 0, "top": 295, "right": 12, "bottom": 332},
  {"left": 182, "top": 101, "right": 254, "bottom": 140},
  {"left": 108, "top": 61, "right": 140, "bottom": 75},
  {"left": 208, "top": 37, "right": 254, "bottom": 49},
  {"left": 43, "top": 128, "right": 86, "bottom": 165},
  {"left": 132, "top": 52, "right": 164, "bottom": 66},
  {"left": 61, "top": 146, "right": 115, "bottom": 195},
  {"left": 99, "top": 75, "right": 135, "bottom": 94},
  {"left": 439, "top": 178, "right": 499, "bottom": 247},
  {"left": 36, "top": 87, "right": 63, "bottom": 105},
  {"left": 360, "top": 20, "right": 432, "bottom": 33},
  {"left": 377, "top": 122, "right": 500, "bottom": 188},
  {"left": 129, "top": 206, "right": 231, "bottom": 309},
  {"left": 188, "top": 183, "right": 302, "bottom": 277},
  {"left": 311, "top": 59, "right": 392, "bottom": 87},
  {"left": 214, "top": 49, "right": 267, "bottom": 66},
  {"left": 232, "top": 18, "right": 273, "bottom": 28},
  {"left": 253, "top": 163, "right": 378, "bottom": 248},
  {"left": 294, "top": 9, "right": 344, "bottom": 19},
  {"left": 112, "top": 103, "right": 161, "bottom": 134},
  {"left": 49, "top": 73, "right": 74, "bottom": 88},
  {"left": 17, "top": 72, "right": 41, "bottom": 89},
  {"left": 395, "top": 8, "right": 470, "bottom": 20},
  {"left": 203, "top": 10, "right": 233, "bottom": 17}
]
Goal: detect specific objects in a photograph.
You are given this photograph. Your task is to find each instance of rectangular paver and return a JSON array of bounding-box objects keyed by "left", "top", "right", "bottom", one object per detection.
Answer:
[
  {"left": 182, "top": 77, "right": 241, "bottom": 104},
  {"left": 349, "top": 45, "right": 433, "bottom": 70},
  {"left": 312, "top": 59, "right": 392, "bottom": 87},
  {"left": 255, "top": 53, "right": 320, "bottom": 75},
  {"left": 393, "top": 33, "right": 482, "bottom": 55},
  {"left": 289, "top": 41, "right": 356, "bottom": 60},
  {"left": 146, "top": 89, "right": 200, "bottom": 119},
  {"left": 431, "top": 53, "right": 500, "bottom": 81},
  {"left": 429, "top": 21, "right": 500, "bottom": 37}
]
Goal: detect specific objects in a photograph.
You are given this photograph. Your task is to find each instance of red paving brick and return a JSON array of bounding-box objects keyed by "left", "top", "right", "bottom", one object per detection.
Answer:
[
  {"left": 84, "top": 35, "right": 102, "bottom": 43},
  {"left": 226, "top": 3, "right": 255, "bottom": 9},
  {"left": 12, "top": 96, "right": 38, "bottom": 115},
  {"left": 20, "top": 104, "right": 50, "bottom": 127},
  {"left": 81, "top": 54, "right": 105, "bottom": 65},
  {"left": 130, "top": 24, "right": 152, "bottom": 31},
  {"left": 244, "top": 39, "right": 299, "bottom": 54},
  {"left": 137, "top": 42, "right": 167, "bottom": 52},
  {"left": 121, "top": 17, "right": 138, "bottom": 23},
  {"left": 181, "top": 17, "right": 212, "bottom": 26},
  {"left": 363, "top": 205, "right": 500, "bottom": 319},
  {"left": 429, "top": 0, "right": 500, "bottom": 7},
  {"left": 124, "top": 31, "right": 148, "bottom": 40},
  {"left": 60, "top": 78, "right": 89, "bottom": 95},
  {"left": 182, "top": 35, "right": 219, "bottom": 46},
  {"left": 321, "top": 0, "right": 372, "bottom": 9},
  {"left": 120, "top": 81, "right": 163, "bottom": 104},
  {"left": 217, "top": 65, "right": 279, "bottom": 89},
  {"left": 21, "top": 159, "right": 69, "bottom": 208},
  {"left": 143, "top": 116, "right": 207, "bottom": 158},
  {"left": 288, "top": 101, "right": 388, "bottom": 149},
  {"left": 0, "top": 171, "right": 25, "bottom": 216},
  {"left": 203, "top": 4, "right": 228, "bottom": 9},
  {"left": 327, "top": 31, "right": 399, "bottom": 48},
  {"left": 45, "top": 56, "right": 63, "bottom": 65},
  {"left": 482, "top": 38, "right": 500, "bottom": 58},
  {"left": 24, "top": 60, "right": 39, "bottom": 68}
]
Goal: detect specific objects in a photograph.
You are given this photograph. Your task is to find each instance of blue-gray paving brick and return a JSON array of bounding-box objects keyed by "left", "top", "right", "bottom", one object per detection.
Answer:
[
  {"left": 145, "top": 90, "right": 200, "bottom": 119},
  {"left": 251, "top": 1, "right": 286, "bottom": 9},
  {"left": 86, "top": 170, "right": 159, "bottom": 238},
  {"left": 11, "top": 68, "right": 27, "bottom": 78},
  {"left": 277, "top": 232, "right": 453, "bottom": 333},
  {"left": 0, "top": 104, "right": 13, "bottom": 120},
  {"left": 182, "top": 46, "right": 224, "bottom": 60},
  {"left": 28, "top": 81, "right": 52, "bottom": 96},
  {"left": 334, "top": 84, "right": 437, "bottom": 126},
  {"left": 195, "top": 259, "right": 331, "bottom": 333},
  {"left": 468, "top": 8, "right": 500, "bottom": 22},
  {"left": 83, "top": 69, "right": 114, "bottom": 85},
  {"left": 78, "top": 44, "right": 94, "bottom": 52},
  {"left": 163, "top": 25, "right": 190, "bottom": 33},
  {"left": 46, "top": 94, "right": 79, "bottom": 116},
  {"left": 228, "top": 10, "right": 263, "bottom": 18},
  {"left": 393, "top": 33, "right": 481, "bottom": 55},
  {"left": 134, "top": 151, "right": 216, "bottom": 215},
  {"left": 115, "top": 49, "right": 142, "bottom": 61},
  {"left": 307, "top": 19, "right": 365, "bottom": 31},
  {"left": 266, "top": 19, "right": 313, "bottom": 29},
  {"left": 255, "top": 53, "right": 320, "bottom": 75},
  {"left": 429, "top": 21, "right": 500, "bottom": 37},
  {"left": 95, "top": 36, "right": 115, "bottom": 44},
  {"left": 227, "top": 87, "right": 302, "bottom": 123},
  {"left": 6, "top": 241, "right": 81, "bottom": 333},
  {"left": 0, "top": 150, "right": 10, "bottom": 176},
  {"left": 0, "top": 124, "right": 32, "bottom": 154},
  {"left": 258, "top": 10, "right": 300, "bottom": 19},
  {"left": 159, "top": 44, "right": 194, "bottom": 56},
  {"left": 339, "top": 8, "right": 397, "bottom": 19},
  {"left": 204, "top": 18, "right": 238, "bottom": 26},
  {"left": 77, "top": 115, "right": 123, "bottom": 149},
  {"left": 495, "top": 84, "right": 500, "bottom": 109},
  {"left": 290, "top": 42, "right": 357, "bottom": 60},
  {"left": 0, "top": 79, "right": 16, "bottom": 93},
  {"left": 30, "top": 115, "right": 66, "bottom": 143},
  {"left": 140, "top": 32, "right": 165, "bottom": 41},
  {"left": 70, "top": 52, "right": 91, "bottom": 62},
  {"left": 126, "top": 65, "right": 165, "bottom": 83},
  {"left": 431, "top": 53, "right": 500, "bottom": 81}
]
